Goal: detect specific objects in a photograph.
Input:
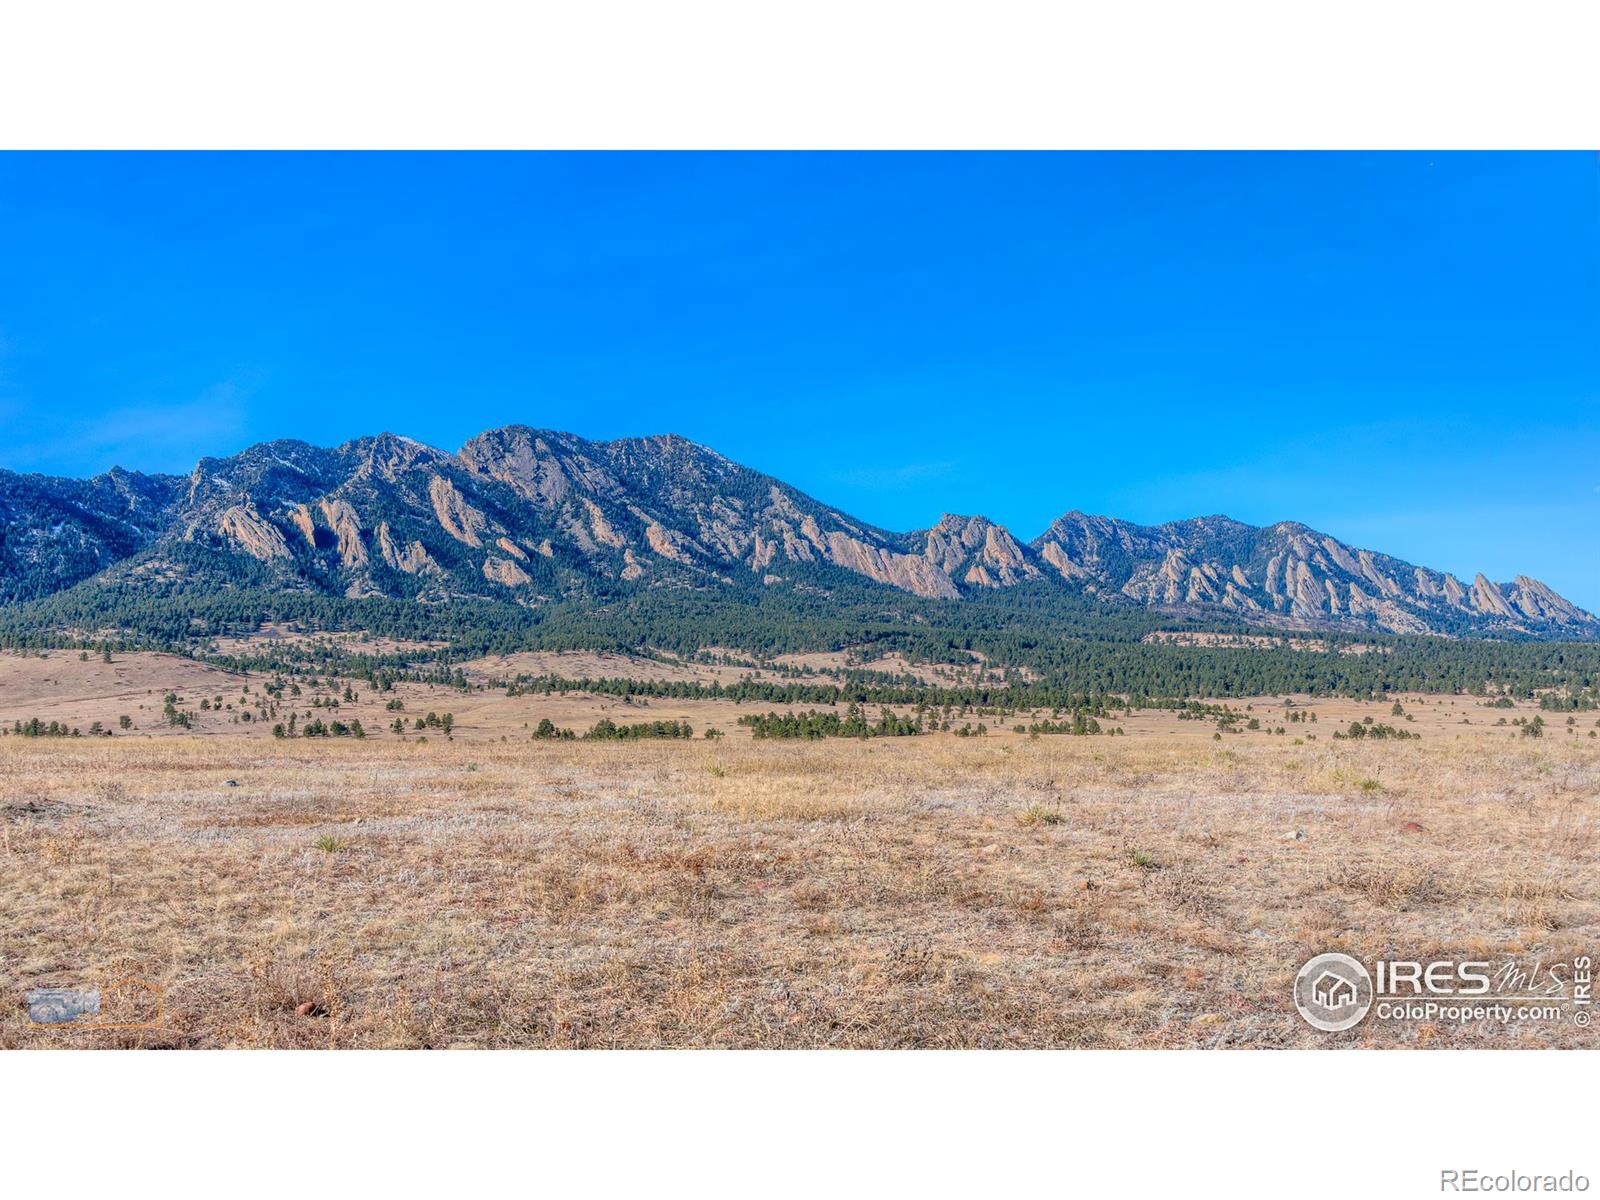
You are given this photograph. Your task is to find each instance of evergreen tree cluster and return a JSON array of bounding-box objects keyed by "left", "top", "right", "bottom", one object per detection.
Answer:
[
  {"left": 739, "top": 704, "right": 921, "bottom": 739},
  {"left": 582, "top": 718, "right": 694, "bottom": 740}
]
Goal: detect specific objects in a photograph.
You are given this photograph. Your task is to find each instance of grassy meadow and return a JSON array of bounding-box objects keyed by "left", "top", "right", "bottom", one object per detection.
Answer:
[{"left": 4, "top": 722, "right": 1595, "bottom": 1048}]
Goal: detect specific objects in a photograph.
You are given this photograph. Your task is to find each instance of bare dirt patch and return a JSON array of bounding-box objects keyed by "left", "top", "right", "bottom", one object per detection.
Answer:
[
  {"left": 1140, "top": 631, "right": 1391, "bottom": 654},
  {"left": 208, "top": 623, "right": 444, "bottom": 657},
  {"left": 459, "top": 649, "right": 762, "bottom": 687}
]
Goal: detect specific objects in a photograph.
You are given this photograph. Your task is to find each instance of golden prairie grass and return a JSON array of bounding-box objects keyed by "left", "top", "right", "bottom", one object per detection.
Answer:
[{"left": 1, "top": 731, "right": 1595, "bottom": 1048}]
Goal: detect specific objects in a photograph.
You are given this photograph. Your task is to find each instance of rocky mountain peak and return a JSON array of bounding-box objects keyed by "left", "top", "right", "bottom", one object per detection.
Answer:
[
  {"left": 1, "top": 427, "right": 1593, "bottom": 640},
  {"left": 910, "top": 514, "right": 1041, "bottom": 590},
  {"left": 342, "top": 432, "right": 446, "bottom": 482}
]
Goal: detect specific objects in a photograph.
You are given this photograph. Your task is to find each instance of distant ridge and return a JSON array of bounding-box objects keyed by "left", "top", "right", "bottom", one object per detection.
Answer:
[{"left": 0, "top": 425, "right": 1593, "bottom": 641}]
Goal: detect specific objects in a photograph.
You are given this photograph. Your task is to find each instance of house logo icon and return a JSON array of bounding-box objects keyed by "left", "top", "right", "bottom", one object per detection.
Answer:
[
  {"left": 1293, "top": 953, "right": 1373, "bottom": 1032},
  {"left": 1311, "top": 970, "right": 1358, "bottom": 1010}
]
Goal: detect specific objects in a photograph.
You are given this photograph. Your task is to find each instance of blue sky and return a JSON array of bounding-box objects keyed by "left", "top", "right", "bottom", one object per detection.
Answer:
[{"left": 1, "top": 152, "right": 1596, "bottom": 608}]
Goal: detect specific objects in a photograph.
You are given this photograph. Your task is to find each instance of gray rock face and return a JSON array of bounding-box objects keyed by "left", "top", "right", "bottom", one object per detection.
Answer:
[{"left": 26, "top": 987, "right": 100, "bottom": 1024}]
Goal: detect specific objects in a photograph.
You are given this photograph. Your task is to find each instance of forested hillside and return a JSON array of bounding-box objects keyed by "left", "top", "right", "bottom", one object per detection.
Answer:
[{"left": 1, "top": 425, "right": 1596, "bottom": 701}]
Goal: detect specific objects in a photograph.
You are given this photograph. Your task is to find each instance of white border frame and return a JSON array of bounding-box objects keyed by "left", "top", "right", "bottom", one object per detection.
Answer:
[
  {"left": 1, "top": 0, "right": 1597, "bottom": 149},
  {"left": 3, "top": 1051, "right": 1594, "bottom": 1196}
]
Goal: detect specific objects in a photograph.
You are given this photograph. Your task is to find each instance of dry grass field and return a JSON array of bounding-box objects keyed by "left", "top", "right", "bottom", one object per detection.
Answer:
[{"left": 3, "top": 702, "right": 1596, "bottom": 1048}]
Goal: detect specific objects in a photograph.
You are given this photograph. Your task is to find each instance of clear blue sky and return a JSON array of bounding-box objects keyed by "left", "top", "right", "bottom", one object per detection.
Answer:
[{"left": 1, "top": 152, "right": 1596, "bottom": 607}]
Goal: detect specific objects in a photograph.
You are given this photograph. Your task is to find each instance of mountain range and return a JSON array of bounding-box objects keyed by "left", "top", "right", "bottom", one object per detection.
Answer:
[{"left": 1, "top": 425, "right": 1594, "bottom": 641}]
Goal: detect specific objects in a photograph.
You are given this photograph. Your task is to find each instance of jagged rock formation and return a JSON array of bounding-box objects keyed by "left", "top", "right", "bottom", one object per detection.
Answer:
[
  {"left": 1030, "top": 512, "right": 1597, "bottom": 638},
  {"left": 907, "top": 515, "right": 1041, "bottom": 590},
  {"left": 214, "top": 501, "right": 293, "bottom": 562},
  {"left": 1503, "top": 575, "right": 1592, "bottom": 626},
  {"left": 0, "top": 427, "right": 1593, "bottom": 640},
  {"left": 375, "top": 522, "right": 441, "bottom": 576}
]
